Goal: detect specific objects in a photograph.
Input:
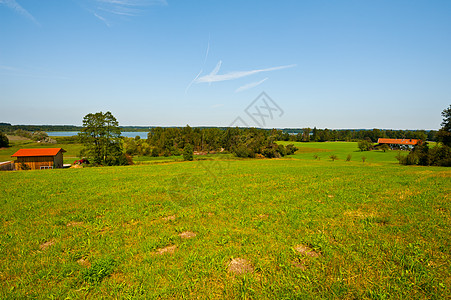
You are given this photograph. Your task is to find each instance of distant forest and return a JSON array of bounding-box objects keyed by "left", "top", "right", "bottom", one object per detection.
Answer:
[{"left": 0, "top": 122, "right": 437, "bottom": 142}]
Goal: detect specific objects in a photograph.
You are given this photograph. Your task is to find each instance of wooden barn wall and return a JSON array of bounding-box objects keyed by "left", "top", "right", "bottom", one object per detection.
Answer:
[
  {"left": 14, "top": 156, "right": 54, "bottom": 170},
  {"left": 54, "top": 152, "right": 63, "bottom": 168}
]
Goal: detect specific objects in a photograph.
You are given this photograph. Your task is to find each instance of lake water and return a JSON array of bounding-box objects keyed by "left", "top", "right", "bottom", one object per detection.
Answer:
[{"left": 47, "top": 131, "right": 149, "bottom": 139}]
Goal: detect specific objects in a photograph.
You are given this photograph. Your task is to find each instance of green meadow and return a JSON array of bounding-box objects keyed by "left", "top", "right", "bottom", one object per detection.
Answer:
[{"left": 1, "top": 141, "right": 450, "bottom": 299}]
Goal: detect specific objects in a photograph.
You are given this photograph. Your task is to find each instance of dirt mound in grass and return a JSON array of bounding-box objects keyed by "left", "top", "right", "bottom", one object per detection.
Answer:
[
  {"left": 291, "top": 260, "right": 307, "bottom": 270},
  {"left": 77, "top": 258, "right": 91, "bottom": 267},
  {"left": 294, "top": 244, "right": 321, "bottom": 257},
  {"left": 228, "top": 258, "right": 253, "bottom": 275},
  {"left": 162, "top": 215, "right": 176, "bottom": 221},
  {"left": 156, "top": 245, "right": 177, "bottom": 255},
  {"left": 39, "top": 239, "right": 55, "bottom": 251},
  {"left": 179, "top": 231, "right": 196, "bottom": 239},
  {"left": 66, "top": 221, "right": 84, "bottom": 227}
]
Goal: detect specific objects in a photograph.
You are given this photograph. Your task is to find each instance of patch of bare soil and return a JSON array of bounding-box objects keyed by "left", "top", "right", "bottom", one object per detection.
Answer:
[
  {"left": 39, "top": 239, "right": 55, "bottom": 251},
  {"left": 77, "top": 258, "right": 91, "bottom": 267},
  {"left": 228, "top": 258, "right": 253, "bottom": 275},
  {"left": 66, "top": 221, "right": 84, "bottom": 227},
  {"left": 291, "top": 260, "right": 307, "bottom": 270},
  {"left": 179, "top": 231, "right": 196, "bottom": 239},
  {"left": 258, "top": 214, "right": 268, "bottom": 219},
  {"left": 162, "top": 215, "right": 176, "bottom": 221},
  {"left": 207, "top": 212, "right": 214, "bottom": 217},
  {"left": 294, "top": 244, "right": 321, "bottom": 257},
  {"left": 156, "top": 245, "right": 177, "bottom": 255},
  {"left": 344, "top": 210, "right": 374, "bottom": 219},
  {"left": 123, "top": 220, "right": 139, "bottom": 227}
]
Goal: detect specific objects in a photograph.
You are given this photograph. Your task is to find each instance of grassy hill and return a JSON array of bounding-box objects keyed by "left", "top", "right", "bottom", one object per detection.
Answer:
[{"left": 1, "top": 148, "right": 450, "bottom": 298}]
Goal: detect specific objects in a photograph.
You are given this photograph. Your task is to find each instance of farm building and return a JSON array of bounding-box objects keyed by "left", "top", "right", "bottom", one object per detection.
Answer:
[
  {"left": 11, "top": 148, "right": 66, "bottom": 170},
  {"left": 377, "top": 138, "right": 421, "bottom": 149}
]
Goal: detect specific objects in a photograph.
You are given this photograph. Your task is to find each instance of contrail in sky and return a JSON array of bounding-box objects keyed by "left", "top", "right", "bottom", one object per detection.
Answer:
[
  {"left": 195, "top": 63, "right": 296, "bottom": 84},
  {"left": 0, "top": 0, "right": 39, "bottom": 25}
]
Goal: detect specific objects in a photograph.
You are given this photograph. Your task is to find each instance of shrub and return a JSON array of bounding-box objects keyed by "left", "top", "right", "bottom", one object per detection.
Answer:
[
  {"left": 380, "top": 144, "right": 390, "bottom": 152},
  {"left": 261, "top": 146, "right": 279, "bottom": 158},
  {"left": 396, "top": 152, "right": 418, "bottom": 165},
  {"left": 346, "top": 154, "right": 352, "bottom": 162},
  {"left": 163, "top": 149, "right": 171, "bottom": 157},
  {"left": 277, "top": 144, "right": 287, "bottom": 157},
  {"left": 0, "top": 131, "right": 9, "bottom": 147},
  {"left": 358, "top": 140, "right": 373, "bottom": 151},
  {"left": 13, "top": 129, "right": 32, "bottom": 139},
  {"left": 361, "top": 156, "right": 366, "bottom": 163},
  {"left": 428, "top": 145, "right": 451, "bottom": 167},
  {"left": 285, "top": 144, "right": 298, "bottom": 155},
  {"left": 329, "top": 154, "right": 338, "bottom": 161},
  {"left": 151, "top": 148, "right": 159, "bottom": 157},
  {"left": 31, "top": 131, "right": 48, "bottom": 142},
  {"left": 234, "top": 145, "right": 254, "bottom": 158},
  {"left": 125, "top": 154, "right": 134, "bottom": 165},
  {"left": 183, "top": 144, "right": 194, "bottom": 161}
]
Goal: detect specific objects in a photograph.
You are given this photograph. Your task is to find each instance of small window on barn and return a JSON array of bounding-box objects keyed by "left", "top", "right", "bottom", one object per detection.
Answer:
[{"left": 40, "top": 166, "right": 53, "bottom": 170}]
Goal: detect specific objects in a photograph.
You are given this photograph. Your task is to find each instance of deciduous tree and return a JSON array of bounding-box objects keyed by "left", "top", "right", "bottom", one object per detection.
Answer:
[
  {"left": 79, "top": 111, "right": 126, "bottom": 165},
  {"left": 438, "top": 105, "right": 451, "bottom": 147},
  {"left": 0, "top": 131, "right": 9, "bottom": 147}
]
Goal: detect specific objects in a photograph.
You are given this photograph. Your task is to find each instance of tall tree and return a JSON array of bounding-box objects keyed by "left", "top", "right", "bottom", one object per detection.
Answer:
[
  {"left": 79, "top": 111, "right": 125, "bottom": 165},
  {"left": 0, "top": 131, "right": 9, "bottom": 147},
  {"left": 438, "top": 105, "right": 451, "bottom": 147}
]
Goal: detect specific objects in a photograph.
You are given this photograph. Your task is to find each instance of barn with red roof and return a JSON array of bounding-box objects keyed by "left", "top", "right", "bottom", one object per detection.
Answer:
[
  {"left": 377, "top": 138, "right": 421, "bottom": 150},
  {"left": 11, "top": 148, "right": 66, "bottom": 170}
]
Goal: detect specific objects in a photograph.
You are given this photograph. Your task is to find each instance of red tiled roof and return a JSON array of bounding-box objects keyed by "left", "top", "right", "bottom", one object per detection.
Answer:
[
  {"left": 377, "top": 138, "right": 420, "bottom": 145},
  {"left": 11, "top": 148, "right": 66, "bottom": 157}
]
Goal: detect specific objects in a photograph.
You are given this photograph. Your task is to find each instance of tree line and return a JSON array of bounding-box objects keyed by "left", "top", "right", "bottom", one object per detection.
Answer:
[
  {"left": 276, "top": 128, "right": 435, "bottom": 143},
  {"left": 396, "top": 105, "right": 451, "bottom": 167},
  {"left": 0, "top": 122, "right": 437, "bottom": 142},
  {"left": 124, "top": 126, "right": 297, "bottom": 159}
]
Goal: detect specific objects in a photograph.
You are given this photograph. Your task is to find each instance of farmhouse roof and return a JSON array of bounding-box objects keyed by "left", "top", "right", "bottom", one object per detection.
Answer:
[
  {"left": 377, "top": 138, "right": 420, "bottom": 145},
  {"left": 11, "top": 148, "right": 66, "bottom": 157}
]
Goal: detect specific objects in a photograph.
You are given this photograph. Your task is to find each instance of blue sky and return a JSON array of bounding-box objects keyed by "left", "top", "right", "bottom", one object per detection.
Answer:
[{"left": 0, "top": 0, "right": 450, "bottom": 129}]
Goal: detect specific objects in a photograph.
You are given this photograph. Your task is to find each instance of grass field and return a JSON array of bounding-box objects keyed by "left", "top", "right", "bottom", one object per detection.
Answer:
[
  {"left": 1, "top": 141, "right": 450, "bottom": 298},
  {"left": 279, "top": 141, "right": 406, "bottom": 164}
]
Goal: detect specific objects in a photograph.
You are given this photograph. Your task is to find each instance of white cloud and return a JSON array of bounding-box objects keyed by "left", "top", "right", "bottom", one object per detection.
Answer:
[
  {"left": 75, "top": 0, "right": 167, "bottom": 26},
  {"left": 0, "top": 65, "right": 69, "bottom": 79},
  {"left": 93, "top": 12, "right": 111, "bottom": 26},
  {"left": 195, "top": 62, "right": 296, "bottom": 84},
  {"left": 235, "top": 77, "right": 268, "bottom": 93},
  {"left": 95, "top": 0, "right": 166, "bottom": 17},
  {"left": 0, "top": 0, "right": 39, "bottom": 25}
]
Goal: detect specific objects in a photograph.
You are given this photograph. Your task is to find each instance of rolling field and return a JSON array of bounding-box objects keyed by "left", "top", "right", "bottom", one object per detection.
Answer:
[{"left": 1, "top": 143, "right": 450, "bottom": 299}]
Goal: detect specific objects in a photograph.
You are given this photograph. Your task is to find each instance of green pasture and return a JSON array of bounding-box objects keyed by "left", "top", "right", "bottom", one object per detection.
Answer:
[
  {"left": 279, "top": 141, "right": 405, "bottom": 164},
  {"left": 1, "top": 153, "right": 450, "bottom": 298}
]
